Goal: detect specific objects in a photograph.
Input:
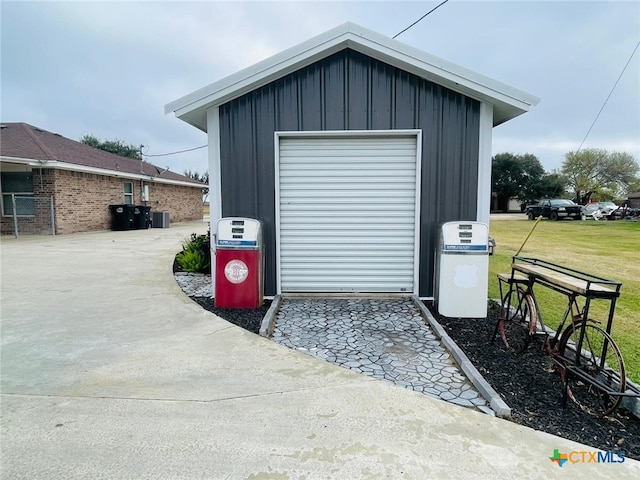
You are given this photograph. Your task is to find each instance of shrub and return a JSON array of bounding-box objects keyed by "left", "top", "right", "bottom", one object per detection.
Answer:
[
  {"left": 177, "top": 231, "right": 211, "bottom": 273},
  {"left": 176, "top": 249, "right": 210, "bottom": 273}
]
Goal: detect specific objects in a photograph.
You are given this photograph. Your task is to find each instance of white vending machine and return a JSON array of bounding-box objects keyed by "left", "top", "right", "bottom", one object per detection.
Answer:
[{"left": 435, "top": 221, "right": 489, "bottom": 318}]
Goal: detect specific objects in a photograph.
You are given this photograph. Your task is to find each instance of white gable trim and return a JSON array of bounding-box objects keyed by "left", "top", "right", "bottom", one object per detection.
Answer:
[{"left": 165, "top": 22, "right": 539, "bottom": 131}]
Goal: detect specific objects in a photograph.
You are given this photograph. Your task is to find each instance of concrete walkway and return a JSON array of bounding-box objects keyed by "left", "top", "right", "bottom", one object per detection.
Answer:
[{"left": 1, "top": 222, "right": 638, "bottom": 479}]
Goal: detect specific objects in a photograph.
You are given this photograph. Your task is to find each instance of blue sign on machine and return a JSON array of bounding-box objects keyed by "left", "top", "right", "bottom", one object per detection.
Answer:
[
  {"left": 217, "top": 239, "right": 257, "bottom": 247},
  {"left": 444, "top": 244, "right": 487, "bottom": 252}
]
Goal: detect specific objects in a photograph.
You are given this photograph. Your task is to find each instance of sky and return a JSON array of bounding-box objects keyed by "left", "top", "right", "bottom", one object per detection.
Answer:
[{"left": 2, "top": 0, "right": 639, "bottom": 176}]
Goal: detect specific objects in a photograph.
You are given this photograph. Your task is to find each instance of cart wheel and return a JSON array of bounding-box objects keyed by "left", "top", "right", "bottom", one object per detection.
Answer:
[
  {"left": 557, "top": 322, "right": 626, "bottom": 416},
  {"left": 498, "top": 287, "right": 537, "bottom": 353}
]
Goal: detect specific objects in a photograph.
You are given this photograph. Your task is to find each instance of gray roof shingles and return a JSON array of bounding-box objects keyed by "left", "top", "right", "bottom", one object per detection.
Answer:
[{"left": 0, "top": 122, "right": 204, "bottom": 186}]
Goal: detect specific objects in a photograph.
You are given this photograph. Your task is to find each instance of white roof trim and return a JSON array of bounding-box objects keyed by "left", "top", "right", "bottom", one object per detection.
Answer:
[
  {"left": 165, "top": 22, "right": 539, "bottom": 131},
  {"left": 0, "top": 157, "right": 205, "bottom": 188}
]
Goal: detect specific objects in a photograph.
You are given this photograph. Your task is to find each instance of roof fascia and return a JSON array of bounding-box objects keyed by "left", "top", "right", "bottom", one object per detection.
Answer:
[
  {"left": 165, "top": 22, "right": 539, "bottom": 131},
  {"left": 0, "top": 157, "right": 204, "bottom": 188}
]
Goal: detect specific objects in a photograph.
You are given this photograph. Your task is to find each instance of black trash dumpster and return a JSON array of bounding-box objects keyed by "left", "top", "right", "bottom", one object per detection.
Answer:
[
  {"left": 133, "top": 205, "right": 151, "bottom": 229},
  {"left": 110, "top": 204, "right": 135, "bottom": 231}
]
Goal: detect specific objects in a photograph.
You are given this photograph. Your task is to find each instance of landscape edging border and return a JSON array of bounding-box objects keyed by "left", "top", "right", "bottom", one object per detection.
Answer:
[
  {"left": 412, "top": 295, "right": 512, "bottom": 418},
  {"left": 259, "top": 295, "right": 282, "bottom": 337}
]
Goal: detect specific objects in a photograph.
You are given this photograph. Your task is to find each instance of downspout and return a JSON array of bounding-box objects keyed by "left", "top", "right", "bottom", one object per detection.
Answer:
[{"left": 139, "top": 146, "right": 145, "bottom": 206}]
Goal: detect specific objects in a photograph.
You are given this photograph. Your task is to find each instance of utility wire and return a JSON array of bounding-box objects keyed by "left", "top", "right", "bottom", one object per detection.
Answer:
[
  {"left": 393, "top": 0, "right": 449, "bottom": 39},
  {"left": 576, "top": 39, "right": 640, "bottom": 153},
  {"left": 148, "top": 0, "right": 446, "bottom": 157},
  {"left": 142, "top": 144, "right": 207, "bottom": 157},
  {"left": 144, "top": 2, "right": 449, "bottom": 157}
]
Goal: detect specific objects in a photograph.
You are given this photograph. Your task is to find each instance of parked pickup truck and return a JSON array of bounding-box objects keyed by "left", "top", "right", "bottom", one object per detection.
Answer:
[{"left": 526, "top": 199, "right": 582, "bottom": 220}]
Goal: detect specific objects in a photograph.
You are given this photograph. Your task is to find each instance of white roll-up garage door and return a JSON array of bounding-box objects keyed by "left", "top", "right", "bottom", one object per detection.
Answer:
[{"left": 277, "top": 133, "right": 420, "bottom": 293}]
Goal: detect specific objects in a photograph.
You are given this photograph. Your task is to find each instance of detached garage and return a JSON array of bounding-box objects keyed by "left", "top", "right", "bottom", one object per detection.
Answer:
[{"left": 166, "top": 22, "right": 539, "bottom": 298}]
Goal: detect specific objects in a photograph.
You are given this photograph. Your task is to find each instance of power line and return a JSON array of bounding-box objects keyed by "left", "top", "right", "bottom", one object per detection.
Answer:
[
  {"left": 576, "top": 39, "right": 640, "bottom": 153},
  {"left": 393, "top": 0, "right": 449, "bottom": 39},
  {"left": 142, "top": 144, "right": 207, "bottom": 157},
  {"left": 143, "top": 4, "right": 448, "bottom": 158}
]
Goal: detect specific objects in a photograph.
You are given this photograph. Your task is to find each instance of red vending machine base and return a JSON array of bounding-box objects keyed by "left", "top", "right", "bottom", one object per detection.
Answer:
[{"left": 215, "top": 248, "right": 262, "bottom": 309}]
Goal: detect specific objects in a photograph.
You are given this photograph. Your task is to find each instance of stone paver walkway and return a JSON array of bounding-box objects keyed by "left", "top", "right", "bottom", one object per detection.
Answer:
[
  {"left": 271, "top": 297, "right": 492, "bottom": 414},
  {"left": 171, "top": 273, "right": 492, "bottom": 414}
]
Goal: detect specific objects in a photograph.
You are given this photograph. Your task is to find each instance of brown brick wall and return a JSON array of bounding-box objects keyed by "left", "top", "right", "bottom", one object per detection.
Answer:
[
  {"left": 147, "top": 182, "right": 204, "bottom": 224},
  {"left": 1, "top": 168, "right": 203, "bottom": 235},
  {"left": 49, "top": 169, "right": 127, "bottom": 234}
]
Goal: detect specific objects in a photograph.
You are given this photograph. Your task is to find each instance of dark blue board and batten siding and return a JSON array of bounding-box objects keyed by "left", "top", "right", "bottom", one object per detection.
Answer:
[{"left": 218, "top": 48, "right": 480, "bottom": 298}]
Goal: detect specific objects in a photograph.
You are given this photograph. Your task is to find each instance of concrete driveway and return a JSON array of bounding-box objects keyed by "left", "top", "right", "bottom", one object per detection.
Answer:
[{"left": 1, "top": 221, "right": 638, "bottom": 479}]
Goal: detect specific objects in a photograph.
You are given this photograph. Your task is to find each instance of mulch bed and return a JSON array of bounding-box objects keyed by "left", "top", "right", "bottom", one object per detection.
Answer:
[
  {"left": 185, "top": 284, "right": 640, "bottom": 460},
  {"left": 191, "top": 296, "right": 272, "bottom": 333},
  {"left": 432, "top": 309, "right": 640, "bottom": 461}
]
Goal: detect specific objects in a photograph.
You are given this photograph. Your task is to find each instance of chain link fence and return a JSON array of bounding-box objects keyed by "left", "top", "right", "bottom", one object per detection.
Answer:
[{"left": 7, "top": 195, "right": 55, "bottom": 238}]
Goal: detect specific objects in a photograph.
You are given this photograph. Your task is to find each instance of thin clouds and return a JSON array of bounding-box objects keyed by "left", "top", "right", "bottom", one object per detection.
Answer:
[{"left": 1, "top": 1, "right": 638, "bottom": 174}]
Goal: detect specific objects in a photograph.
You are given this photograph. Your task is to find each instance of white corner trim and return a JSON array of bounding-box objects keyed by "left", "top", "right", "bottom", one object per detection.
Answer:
[
  {"left": 477, "top": 103, "right": 493, "bottom": 225},
  {"left": 207, "top": 107, "right": 223, "bottom": 225},
  {"left": 207, "top": 107, "right": 223, "bottom": 292}
]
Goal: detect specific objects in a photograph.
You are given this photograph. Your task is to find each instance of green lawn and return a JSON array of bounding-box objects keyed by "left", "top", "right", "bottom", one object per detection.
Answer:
[{"left": 488, "top": 217, "right": 640, "bottom": 383}]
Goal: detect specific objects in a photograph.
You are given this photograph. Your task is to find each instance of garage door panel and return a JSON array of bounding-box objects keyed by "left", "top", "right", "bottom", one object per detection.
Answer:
[
  {"left": 278, "top": 135, "right": 418, "bottom": 293},
  {"left": 280, "top": 238, "right": 415, "bottom": 248},
  {"left": 281, "top": 203, "right": 415, "bottom": 213},
  {"left": 284, "top": 281, "right": 414, "bottom": 293}
]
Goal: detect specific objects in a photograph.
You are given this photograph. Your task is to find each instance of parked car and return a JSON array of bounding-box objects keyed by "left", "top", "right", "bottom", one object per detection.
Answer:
[
  {"left": 525, "top": 199, "right": 582, "bottom": 220},
  {"left": 582, "top": 202, "right": 639, "bottom": 220},
  {"left": 581, "top": 202, "right": 619, "bottom": 220}
]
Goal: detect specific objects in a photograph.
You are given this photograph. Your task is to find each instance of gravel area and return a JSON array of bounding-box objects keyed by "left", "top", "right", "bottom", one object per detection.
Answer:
[{"left": 186, "top": 287, "right": 639, "bottom": 460}]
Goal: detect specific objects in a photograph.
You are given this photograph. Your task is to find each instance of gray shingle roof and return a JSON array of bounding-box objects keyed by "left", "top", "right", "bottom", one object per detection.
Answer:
[{"left": 0, "top": 122, "right": 205, "bottom": 186}]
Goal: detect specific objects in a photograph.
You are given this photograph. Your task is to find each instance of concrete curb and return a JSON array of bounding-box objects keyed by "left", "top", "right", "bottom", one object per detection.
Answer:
[
  {"left": 259, "top": 295, "right": 282, "bottom": 337},
  {"left": 412, "top": 295, "right": 512, "bottom": 418}
]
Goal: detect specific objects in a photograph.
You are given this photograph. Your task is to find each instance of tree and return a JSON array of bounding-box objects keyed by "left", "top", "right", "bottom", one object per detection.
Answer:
[
  {"left": 537, "top": 172, "right": 567, "bottom": 199},
  {"left": 560, "top": 149, "right": 639, "bottom": 204},
  {"left": 184, "top": 170, "right": 209, "bottom": 201},
  {"left": 80, "top": 134, "right": 142, "bottom": 159},
  {"left": 491, "top": 153, "right": 546, "bottom": 211}
]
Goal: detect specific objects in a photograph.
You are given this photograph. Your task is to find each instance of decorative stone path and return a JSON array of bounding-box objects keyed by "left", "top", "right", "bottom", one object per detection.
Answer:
[
  {"left": 271, "top": 297, "right": 493, "bottom": 414},
  {"left": 173, "top": 273, "right": 493, "bottom": 415}
]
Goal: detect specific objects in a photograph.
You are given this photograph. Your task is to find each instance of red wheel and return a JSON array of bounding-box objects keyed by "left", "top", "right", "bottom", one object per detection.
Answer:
[{"left": 557, "top": 321, "right": 626, "bottom": 416}]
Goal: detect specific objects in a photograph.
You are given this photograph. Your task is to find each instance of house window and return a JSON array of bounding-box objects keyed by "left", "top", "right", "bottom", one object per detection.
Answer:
[
  {"left": 124, "top": 182, "right": 133, "bottom": 205},
  {"left": 1, "top": 172, "right": 35, "bottom": 216}
]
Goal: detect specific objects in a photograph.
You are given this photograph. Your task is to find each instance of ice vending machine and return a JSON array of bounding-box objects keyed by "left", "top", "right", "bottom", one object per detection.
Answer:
[
  {"left": 214, "top": 218, "right": 263, "bottom": 309},
  {"left": 435, "top": 221, "right": 489, "bottom": 318}
]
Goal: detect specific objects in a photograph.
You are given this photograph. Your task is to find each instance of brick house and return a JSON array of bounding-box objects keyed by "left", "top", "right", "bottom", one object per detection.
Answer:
[{"left": 0, "top": 123, "right": 205, "bottom": 235}]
